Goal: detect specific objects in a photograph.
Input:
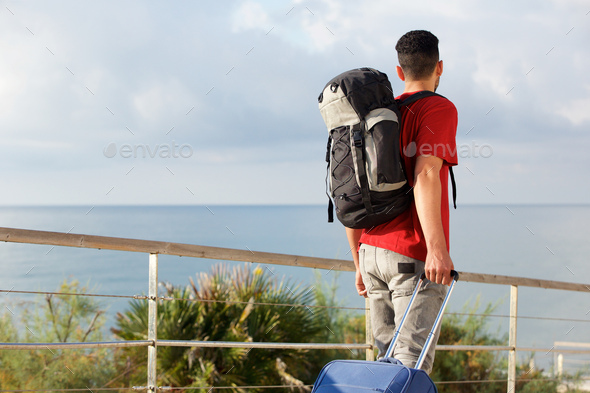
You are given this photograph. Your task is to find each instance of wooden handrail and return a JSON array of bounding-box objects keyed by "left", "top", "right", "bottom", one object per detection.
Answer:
[
  {"left": 457, "top": 271, "right": 590, "bottom": 293},
  {"left": 2, "top": 226, "right": 590, "bottom": 293},
  {"left": 0, "top": 226, "right": 353, "bottom": 272}
]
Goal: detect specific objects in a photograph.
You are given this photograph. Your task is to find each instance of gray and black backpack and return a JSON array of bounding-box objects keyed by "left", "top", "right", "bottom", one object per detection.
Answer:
[{"left": 318, "top": 67, "right": 448, "bottom": 229}]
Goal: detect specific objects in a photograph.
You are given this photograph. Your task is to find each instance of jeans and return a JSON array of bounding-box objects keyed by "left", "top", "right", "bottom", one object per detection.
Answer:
[{"left": 359, "top": 243, "right": 447, "bottom": 374}]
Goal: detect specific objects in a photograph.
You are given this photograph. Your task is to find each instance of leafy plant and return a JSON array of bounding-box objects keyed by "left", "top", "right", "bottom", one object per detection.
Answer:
[
  {"left": 430, "top": 296, "right": 507, "bottom": 393},
  {"left": 0, "top": 280, "right": 115, "bottom": 389},
  {"left": 112, "top": 263, "right": 324, "bottom": 391},
  {"left": 307, "top": 270, "right": 366, "bottom": 370}
]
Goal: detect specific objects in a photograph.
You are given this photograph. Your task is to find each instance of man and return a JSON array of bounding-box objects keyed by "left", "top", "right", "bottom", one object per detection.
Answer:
[{"left": 346, "top": 30, "right": 458, "bottom": 374}]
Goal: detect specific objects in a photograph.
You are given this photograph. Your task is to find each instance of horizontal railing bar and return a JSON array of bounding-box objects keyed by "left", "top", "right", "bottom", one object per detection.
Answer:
[
  {"left": 7, "top": 286, "right": 589, "bottom": 318},
  {"left": 0, "top": 288, "right": 141, "bottom": 300},
  {"left": 459, "top": 271, "right": 590, "bottom": 293},
  {"left": 158, "top": 296, "right": 367, "bottom": 311},
  {"left": 0, "top": 340, "right": 152, "bottom": 350},
  {"left": 8, "top": 285, "right": 590, "bottom": 319},
  {"left": 0, "top": 288, "right": 367, "bottom": 312},
  {"left": 434, "top": 379, "right": 511, "bottom": 385},
  {"left": 527, "top": 348, "right": 590, "bottom": 355},
  {"left": 554, "top": 341, "right": 590, "bottom": 348},
  {"left": 4, "top": 339, "right": 590, "bottom": 355},
  {"left": 0, "top": 389, "right": 127, "bottom": 392},
  {"left": 0, "top": 387, "right": 316, "bottom": 392},
  {"left": 437, "top": 345, "right": 513, "bottom": 351},
  {"left": 0, "top": 227, "right": 352, "bottom": 271},
  {"left": 437, "top": 345, "right": 590, "bottom": 354},
  {"left": 157, "top": 385, "right": 315, "bottom": 391},
  {"left": 448, "top": 312, "right": 590, "bottom": 324},
  {"left": 562, "top": 359, "right": 590, "bottom": 364},
  {"left": 0, "top": 288, "right": 366, "bottom": 311},
  {"left": 2, "top": 379, "right": 575, "bottom": 392},
  {"left": 1, "top": 227, "right": 590, "bottom": 292},
  {"left": 434, "top": 378, "right": 566, "bottom": 385},
  {"left": 158, "top": 340, "right": 371, "bottom": 350}
]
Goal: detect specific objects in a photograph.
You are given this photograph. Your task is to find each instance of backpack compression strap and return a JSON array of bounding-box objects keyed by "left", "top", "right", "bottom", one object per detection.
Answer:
[
  {"left": 351, "top": 122, "right": 373, "bottom": 216},
  {"left": 325, "top": 135, "right": 334, "bottom": 223}
]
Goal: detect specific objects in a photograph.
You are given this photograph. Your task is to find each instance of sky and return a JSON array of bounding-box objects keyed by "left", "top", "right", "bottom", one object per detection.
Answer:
[{"left": 1, "top": 0, "right": 589, "bottom": 206}]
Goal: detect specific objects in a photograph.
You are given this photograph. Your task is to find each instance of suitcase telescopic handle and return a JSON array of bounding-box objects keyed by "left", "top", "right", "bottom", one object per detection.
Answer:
[
  {"left": 384, "top": 270, "right": 459, "bottom": 364},
  {"left": 420, "top": 270, "right": 460, "bottom": 282}
]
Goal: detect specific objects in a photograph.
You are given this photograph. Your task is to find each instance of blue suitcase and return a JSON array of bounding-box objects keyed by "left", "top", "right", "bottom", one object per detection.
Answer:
[{"left": 311, "top": 272, "right": 459, "bottom": 393}]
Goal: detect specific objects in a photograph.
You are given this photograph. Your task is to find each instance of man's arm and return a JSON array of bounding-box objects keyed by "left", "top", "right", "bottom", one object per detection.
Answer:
[
  {"left": 345, "top": 227, "right": 367, "bottom": 297},
  {"left": 413, "top": 155, "right": 454, "bottom": 286}
]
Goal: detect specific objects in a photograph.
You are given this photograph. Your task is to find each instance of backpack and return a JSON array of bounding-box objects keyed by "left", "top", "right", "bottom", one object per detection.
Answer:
[{"left": 318, "top": 67, "right": 454, "bottom": 229}]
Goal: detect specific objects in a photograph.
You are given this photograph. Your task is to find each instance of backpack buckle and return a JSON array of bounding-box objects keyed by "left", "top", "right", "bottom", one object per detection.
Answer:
[{"left": 352, "top": 128, "right": 363, "bottom": 148}]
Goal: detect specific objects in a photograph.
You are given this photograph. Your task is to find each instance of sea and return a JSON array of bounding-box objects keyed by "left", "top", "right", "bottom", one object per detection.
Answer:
[{"left": 1, "top": 205, "right": 589, "bottom": 373}]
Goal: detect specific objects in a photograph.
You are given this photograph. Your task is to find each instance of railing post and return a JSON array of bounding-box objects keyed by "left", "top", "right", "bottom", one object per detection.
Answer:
[
  {"left": 147, "top": 253, "right": 158, "bottom": 392},
  {"left": 365, "top": 298, "right": 374, "bottom": 361},
  {"left": 507, "top": 285, "right": 518, "bottom": 392}
]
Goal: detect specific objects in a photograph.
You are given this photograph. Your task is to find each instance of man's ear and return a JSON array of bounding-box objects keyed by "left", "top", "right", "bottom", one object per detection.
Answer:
[
  {"left": 396, "top": 66, "right": 405, "bottom": 81},
  {"left": 436, "top": 60, "right": 443, "bottom": 76}
]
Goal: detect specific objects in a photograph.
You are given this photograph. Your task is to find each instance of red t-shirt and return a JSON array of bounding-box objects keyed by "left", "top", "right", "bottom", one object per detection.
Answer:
[{"left": 359, "top": 92, "right": 458, "bottom": 262}]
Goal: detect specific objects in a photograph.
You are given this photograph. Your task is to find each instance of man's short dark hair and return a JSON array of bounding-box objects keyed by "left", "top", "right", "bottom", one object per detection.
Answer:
[{"left": 395, "top": 30, "right": 439, "bottom": 80}]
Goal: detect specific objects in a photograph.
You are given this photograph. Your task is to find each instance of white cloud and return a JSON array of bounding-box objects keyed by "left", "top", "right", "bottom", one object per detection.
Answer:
[
  {"left": 231, "top": 1, "right": 272, "bottom": 33},
  {"left": 2, "top": 139, "right": 73, "bottom": 150},
  {"left": 557, "top": 95, "right": 590, "bottom": 126},
  {"left": 132, "top": 80, "right": 197, "bottom": 126},
  {"left": 229, "top": 0, "right": 359, "bottom": 54},
  {"left": 471, "top": 50, "right": 521, "bottom": 99}
]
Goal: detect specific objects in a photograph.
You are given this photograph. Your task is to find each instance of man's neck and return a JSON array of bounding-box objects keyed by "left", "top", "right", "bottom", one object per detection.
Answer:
[{"left": 403, "top": 80, "right": 436, "bottom": 94}]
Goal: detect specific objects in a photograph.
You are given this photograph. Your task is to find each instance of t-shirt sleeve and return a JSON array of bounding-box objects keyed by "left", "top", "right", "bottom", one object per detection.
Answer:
[{"left": 414, "top": 98, "right": 458, "bottom": 166}]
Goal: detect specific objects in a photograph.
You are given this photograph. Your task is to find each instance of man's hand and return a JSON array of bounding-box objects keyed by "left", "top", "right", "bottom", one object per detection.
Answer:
[
  {"left": 424, "top": 245, "right": 454, "bottom": 286},
  {"left": 355, "top": 269, "right": 368, "bottom": 297},
  {"left": 346, "top": 227, "right": 367, "bottom": 297}
]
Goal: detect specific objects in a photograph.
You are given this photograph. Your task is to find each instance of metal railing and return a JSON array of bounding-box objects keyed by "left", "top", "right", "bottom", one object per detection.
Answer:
[{"left": 1, "top": 226, "right": 590, "bottom": 392}]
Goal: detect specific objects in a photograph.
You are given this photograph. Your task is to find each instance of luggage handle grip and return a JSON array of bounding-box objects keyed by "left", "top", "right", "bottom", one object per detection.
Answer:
[{"left": 419, "top": 270, "right": 459, "bottom": 282}]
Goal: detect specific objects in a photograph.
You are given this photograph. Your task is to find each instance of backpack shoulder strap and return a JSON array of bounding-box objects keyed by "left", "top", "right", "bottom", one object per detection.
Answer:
[
  {"left": 398, "top": 91, "right": 445, "bottom": 107},
  {"left": 449, "top": 166, "right": 457, "bottom": 209}
]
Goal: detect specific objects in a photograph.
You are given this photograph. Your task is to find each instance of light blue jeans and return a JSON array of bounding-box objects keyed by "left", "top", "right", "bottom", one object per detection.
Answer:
[{"left": 359, "top": 243, "right": 447, "bottom": 374}]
